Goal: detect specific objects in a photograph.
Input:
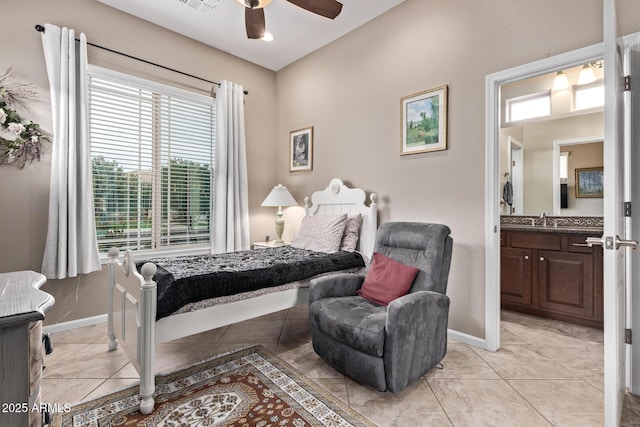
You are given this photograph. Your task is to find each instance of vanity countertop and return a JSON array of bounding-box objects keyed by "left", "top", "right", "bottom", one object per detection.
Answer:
[
  {"left": 501, "top": 215, "right": 603, "bottom": 235},
  {"left": 500, "top": 223, "right": 603, "bottom": 235}
]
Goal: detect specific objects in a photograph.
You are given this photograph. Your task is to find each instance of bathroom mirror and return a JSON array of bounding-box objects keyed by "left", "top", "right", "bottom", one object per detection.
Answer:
[{"left": 499, "top": 62, "right": 604, "bottom": 217}]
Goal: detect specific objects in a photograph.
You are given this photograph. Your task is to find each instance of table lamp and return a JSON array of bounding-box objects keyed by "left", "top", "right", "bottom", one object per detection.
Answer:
[{"left": 261, "top": 184, "right": 298, "bottom": 244}]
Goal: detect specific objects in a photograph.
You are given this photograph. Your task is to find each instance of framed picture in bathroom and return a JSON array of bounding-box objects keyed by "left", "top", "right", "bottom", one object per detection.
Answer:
[{"left": 575, "top": 167, "right": 603, "bottom": 198}]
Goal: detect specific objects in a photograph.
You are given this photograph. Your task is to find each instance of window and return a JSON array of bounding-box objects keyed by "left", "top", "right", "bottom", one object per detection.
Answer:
[
  {"left": 575, "top": 83, "right": 604, "bottom": 110},
  {"left": 506, "top": 92, "right": 551, "bottom": 122},
  {"left": 88, "top": 67, "right": 215, "bottom": 255}
]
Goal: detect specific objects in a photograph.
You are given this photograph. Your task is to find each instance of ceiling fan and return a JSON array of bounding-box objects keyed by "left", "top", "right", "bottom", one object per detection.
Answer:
[{"left": 236, "top": 0, "right": 343, "bottom": 39}]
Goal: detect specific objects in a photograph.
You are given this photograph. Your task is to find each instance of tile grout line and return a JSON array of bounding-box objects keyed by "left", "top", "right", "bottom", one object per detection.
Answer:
[
  {"left": 485, "top": 318, "right": 604, "bottom": 425},
  {"left": 422, "top": 375, "right": 455, "bottom": 426},
  {"left": 501, "top": 377, "right": 556, "bottom": 426}
]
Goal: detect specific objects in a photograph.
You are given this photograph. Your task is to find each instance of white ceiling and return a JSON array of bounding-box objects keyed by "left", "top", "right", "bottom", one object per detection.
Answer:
[{"left": 96, "top": 0, "right": 406, "bottom": 71}]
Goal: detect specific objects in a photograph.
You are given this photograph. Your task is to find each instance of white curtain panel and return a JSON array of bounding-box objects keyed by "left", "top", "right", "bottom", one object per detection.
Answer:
[
  {"left": 213, "top": 81, "right": 250, "bottom": 253},
  {"left": 40, "top": 24, "right": 100, "bottom": 279}
]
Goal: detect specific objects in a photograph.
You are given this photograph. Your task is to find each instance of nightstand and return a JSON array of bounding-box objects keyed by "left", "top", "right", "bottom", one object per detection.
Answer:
[
  {"left": 0, "top": 271, "right": 54, "bottom": 427},
  {"left": 252, "top": 241, "right": 291, "bottom": 249}
]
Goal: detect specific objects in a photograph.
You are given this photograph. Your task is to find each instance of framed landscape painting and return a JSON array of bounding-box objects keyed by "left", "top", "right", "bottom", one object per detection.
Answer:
[
  {"left": 289, "top": 126, "right": 313, "bottom": 172},
  {"left": 400, "top": 85, "right": 448, "bottom": 155},
  {"left": 575, "top": 167, "right": 604, "bottom": 198}
]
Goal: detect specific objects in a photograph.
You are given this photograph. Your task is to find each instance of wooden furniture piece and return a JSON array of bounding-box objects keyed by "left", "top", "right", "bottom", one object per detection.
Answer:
[
  {"left": 501, "top": 227, "right": 603, "bottom": 328},
  {"left": 107, "top": 178, "right": 378, "bottom": 414},
  {"left": 0, "top": 271, "right": 54, "bottom": 427}
]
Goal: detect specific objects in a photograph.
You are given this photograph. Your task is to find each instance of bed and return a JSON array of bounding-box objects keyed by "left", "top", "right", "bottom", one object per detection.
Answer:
[{"left": 106, "top": 178, "right": 378, "bottom": 414}]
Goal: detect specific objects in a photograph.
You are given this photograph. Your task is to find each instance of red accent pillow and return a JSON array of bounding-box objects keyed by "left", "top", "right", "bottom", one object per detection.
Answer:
[{"left": 358, "top": 252, "right": 419, "bottom": 306}]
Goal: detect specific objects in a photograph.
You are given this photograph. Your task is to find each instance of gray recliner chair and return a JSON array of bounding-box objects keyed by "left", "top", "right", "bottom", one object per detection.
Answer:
[{"left": 309, "top": 222, "right": 453, "bottom": 392}]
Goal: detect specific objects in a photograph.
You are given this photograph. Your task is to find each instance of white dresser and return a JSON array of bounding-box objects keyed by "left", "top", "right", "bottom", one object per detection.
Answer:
[{"left": 0, "top": 271, "right": 54, "bottom": 427}]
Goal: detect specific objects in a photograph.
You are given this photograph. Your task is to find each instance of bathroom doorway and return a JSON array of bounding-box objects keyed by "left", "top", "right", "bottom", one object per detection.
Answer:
[
  {"left": 487, "top": 49, "right": 607, "bottom": 424},
  {"left": 484, "top": 42, "right": 605, "bottom": 352}
]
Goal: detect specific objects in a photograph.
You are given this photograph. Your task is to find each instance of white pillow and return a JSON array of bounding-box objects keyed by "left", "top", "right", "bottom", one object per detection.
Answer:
[
  {"left": 340, "top": 214, "right": 362, "bottom": 252},
  {"left": 291, "top": 214, "right": 348, "bottom": 253}
]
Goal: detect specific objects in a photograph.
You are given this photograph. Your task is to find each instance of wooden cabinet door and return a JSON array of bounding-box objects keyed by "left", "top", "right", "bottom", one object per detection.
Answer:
[
  {"left": 501, "top": 247, "right": 532, "bottom": 305},
  {"left": 537, "top": 250, "right": 594, "bottom": 319}
]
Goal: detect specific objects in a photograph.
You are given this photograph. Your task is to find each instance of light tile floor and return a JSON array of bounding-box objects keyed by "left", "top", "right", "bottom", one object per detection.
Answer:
[{"left": 41, "top": 308, "right": 640, "bottom": 426}]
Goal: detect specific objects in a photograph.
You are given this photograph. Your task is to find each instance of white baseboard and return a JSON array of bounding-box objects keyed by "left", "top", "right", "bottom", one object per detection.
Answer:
[
  {"left": 43, "top": 314, "right": 107, "bottom": 335},
  {"left": 42, "top": 314, "right": 490, "bottom": 353},
  {"left": 447, "top": 328, "right": 487, "bottom": 349}
]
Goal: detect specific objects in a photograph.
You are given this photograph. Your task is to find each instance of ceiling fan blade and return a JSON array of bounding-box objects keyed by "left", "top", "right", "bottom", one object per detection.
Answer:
[
  {"left": 286, "top": 0, "right": 343, "bottom": 19},
  {"left": 245, "top": 7, "right": 266, "bottom": 39}
]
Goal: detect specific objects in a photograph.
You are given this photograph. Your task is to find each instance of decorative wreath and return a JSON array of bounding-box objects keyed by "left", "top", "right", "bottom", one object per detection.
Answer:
[{"left": 0, "top": 67, "right": 51, "bottom": 168}]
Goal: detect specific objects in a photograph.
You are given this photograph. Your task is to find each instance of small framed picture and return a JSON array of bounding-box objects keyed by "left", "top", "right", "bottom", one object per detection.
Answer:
[
  {"left": 289, "top": 126, "right": 313, "bottom": 172},
  {"left": 400, "top": 85, "right": 448, "bottom": 155},
  {"left": 575, "top": 167, "right": 604, "bottom": 198}
]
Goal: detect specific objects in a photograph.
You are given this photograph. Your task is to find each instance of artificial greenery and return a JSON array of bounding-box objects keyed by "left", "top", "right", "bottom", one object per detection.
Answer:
[{"left": 0, "top": 67, "right": 50, "bottom": 168}]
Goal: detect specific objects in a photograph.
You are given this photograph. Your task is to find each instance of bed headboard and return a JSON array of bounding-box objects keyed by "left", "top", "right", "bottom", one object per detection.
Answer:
[{"left": 304, "top": 178, "right": 378, "bottom": 259}]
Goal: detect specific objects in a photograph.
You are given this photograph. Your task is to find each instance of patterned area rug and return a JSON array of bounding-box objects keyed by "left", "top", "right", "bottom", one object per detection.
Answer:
[{"left": 52, "top": 345, "right": 374, "bottom": 427}]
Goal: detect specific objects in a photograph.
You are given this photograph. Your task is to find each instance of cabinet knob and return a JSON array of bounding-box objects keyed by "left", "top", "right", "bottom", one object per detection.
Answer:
[
  {"left": 540, "top": 256, "right": 545, "bottom": 261},
  {"left": 524, "top": 255, "right": 529, "bottom": 260}
]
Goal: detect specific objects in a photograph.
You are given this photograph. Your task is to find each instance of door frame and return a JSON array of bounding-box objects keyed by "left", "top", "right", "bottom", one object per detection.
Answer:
[
  {"left": 485, "top": 43, "right": 604, "bottom": 352},
  {"left": 508, "top": 136, "right": 524, "bottom": 215}
]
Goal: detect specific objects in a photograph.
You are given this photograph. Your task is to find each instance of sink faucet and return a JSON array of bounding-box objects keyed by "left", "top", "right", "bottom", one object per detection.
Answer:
[{"left": 540, "top": 212, "right": 548, "bottom": 227}]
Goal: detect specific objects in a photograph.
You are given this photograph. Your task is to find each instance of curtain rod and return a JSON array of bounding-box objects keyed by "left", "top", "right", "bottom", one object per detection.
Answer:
[{"left": 34, "top": 24, "right": 248, "bottom": 95}]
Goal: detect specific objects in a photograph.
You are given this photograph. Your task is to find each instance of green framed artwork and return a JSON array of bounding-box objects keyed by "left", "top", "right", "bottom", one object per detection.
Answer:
[
  {"left": 575, "top": 167, "right": 604, "bottom": 198},
  {"left": 400, "top": 85, "right": 448, "bottom": 155}
]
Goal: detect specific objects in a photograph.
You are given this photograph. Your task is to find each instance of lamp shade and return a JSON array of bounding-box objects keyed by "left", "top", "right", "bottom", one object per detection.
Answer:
[
  {"left": 261, "top": 184, "right": 298, "bottom": 207},
  {"left": 577, "top": 64, "right": 596, "bottom": 85},
  {"left": 552, "top": 71, "right": 570, "bottom": 90},
  {"left": 236, "top": 0, "right": 272, "bottom": 8}
]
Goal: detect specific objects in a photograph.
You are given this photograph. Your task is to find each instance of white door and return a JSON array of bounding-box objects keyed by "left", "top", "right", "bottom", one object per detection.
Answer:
[
  {"left": 602, "top": 0, "right": 637, "bottom": 424},
  {"left": 629, "top": 35, "right": 640, "bottom": 394}
]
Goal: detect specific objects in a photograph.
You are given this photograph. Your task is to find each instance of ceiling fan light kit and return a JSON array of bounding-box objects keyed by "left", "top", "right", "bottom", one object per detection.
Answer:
[
  {"left": 240, "top": 0, "right": 343, "bottom": 39},
  {"left": 236, "top": 0, "right": 272, "bottom": 8}
]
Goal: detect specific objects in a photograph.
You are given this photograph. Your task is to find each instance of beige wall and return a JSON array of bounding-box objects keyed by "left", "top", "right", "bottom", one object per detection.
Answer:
[
  {"left": 275, "top": 0, "right": 640, "bottom": 337},
  {"left": 3, "top": 0, "right": 640, "bottom": 338},
  {"left": 0, "top": 0, "right": 277, "bottom": 325}
]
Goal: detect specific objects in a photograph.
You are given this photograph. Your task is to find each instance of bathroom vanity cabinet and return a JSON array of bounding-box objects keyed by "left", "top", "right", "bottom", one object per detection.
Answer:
[{"left": 500, "top": 227, "right": 603, "bottom": 329}]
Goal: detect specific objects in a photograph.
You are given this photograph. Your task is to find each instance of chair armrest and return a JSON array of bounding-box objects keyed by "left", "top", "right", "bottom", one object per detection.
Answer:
[
  {"left": 387, "top": 290, "right": 449, "bottom": 320},
  {"left": 384, "top": 291, "right": 450, "bottom": 392},
  {"left": 309, "top": 273, "right": 365, "bottom": 304}
]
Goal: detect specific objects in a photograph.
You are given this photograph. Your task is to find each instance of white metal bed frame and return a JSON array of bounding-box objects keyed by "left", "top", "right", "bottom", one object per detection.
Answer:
[{"left": 106, "top": 178, "right": 378, "bottom": 414}]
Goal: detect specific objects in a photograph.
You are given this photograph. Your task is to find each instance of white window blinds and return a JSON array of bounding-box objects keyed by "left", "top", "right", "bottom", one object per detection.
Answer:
[{"left": 88, "top": 67, "right": 215, "bottom": 254}]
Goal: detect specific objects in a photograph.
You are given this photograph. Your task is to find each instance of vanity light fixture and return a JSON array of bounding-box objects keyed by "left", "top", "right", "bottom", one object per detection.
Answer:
[
  {"left": 236, "top": 0, "right": 272, "bottom": 7},
  {"left": 577, "top": 64, "right": 596, "bottom": 85},
  {"left": 577, "top": 60, "right": 604, "bottom": 85},
  {"left": 552, "top": 71, "right": 570, "bottom": 90}
]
